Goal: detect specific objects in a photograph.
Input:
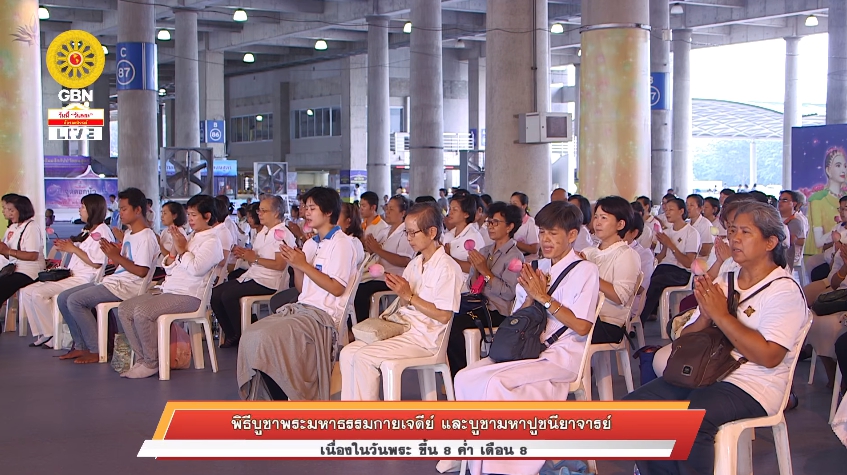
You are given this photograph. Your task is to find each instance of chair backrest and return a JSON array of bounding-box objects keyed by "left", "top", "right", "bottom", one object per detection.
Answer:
[
  {"left": 193, "top": 269, "right": 219, "bottom": 317},
  {"left": 624, "top": 273, "right": 644, "bottom": 310},
  {"left": 93, "top": 263, "right": 108, "bottom": 284},
  {"left": 60, "top": 251, "right": 73, "bottom": 267},
  {"left": 573, "top": 294, "right": 606, "bottom": 384},
  {"left": 776, "top": 311, "right": 813, "bottom": 412},
  {"left": 337, "top": 253, "right": 371, "bottom": 335},
  {"left": 138, "top": 254, "right": 163, "bottom": 295}
]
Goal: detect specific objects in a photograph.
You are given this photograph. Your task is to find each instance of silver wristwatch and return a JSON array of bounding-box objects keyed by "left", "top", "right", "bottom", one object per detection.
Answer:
[{"left": 543, "top": 299, "right": 552, "bottom": 309}]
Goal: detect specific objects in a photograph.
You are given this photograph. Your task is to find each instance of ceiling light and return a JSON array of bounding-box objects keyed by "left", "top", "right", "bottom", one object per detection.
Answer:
[
  {"left": 306, "top": 109, "right": 314, "bottom": 116},
  {"left": 256, "top": 115, "right": 263, "bottom": 122},
  {"left": 455, "top": 39, "right": 465, "bottom": 49},
  {"left": 550, "top": 23, "right": 564, "bottom": 34},
  {"left": 102, "top": 45, "right": 108, "bottom": 55},
  {"left": 577, "top": 48, "right": 582, "bottom": 57},
  {"left": 805, "top": 15, "right": 819, "bottom": 27},
  {"left": 403, "top": 22, "right": 412, "bottom": 34},
  {"left": 242, "top": 53, "right": 255, "bottom": 63},
  {"left": 158, "top": 88, "right": 167, "bottom": 96},
  {"left": 233, "top": 9, "right": 248, "bottom": 22},
  {"left": 314, "top": 39, "right": 328, "bottom": 50},
  {"left": 38, "top": 7, "right": 49, "bottom": 20},
  {"left": 670, "top": 4, "right": 684, "bottom": 15},
  {"left": 157, "top": 29, "right": 171, "bottom": 41}
]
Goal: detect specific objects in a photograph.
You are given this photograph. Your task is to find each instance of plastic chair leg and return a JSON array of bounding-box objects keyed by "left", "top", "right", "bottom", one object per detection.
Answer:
[
  {"left": 18, "top": 292, "right": 27, "bottom": 336},
  {"left": 52, "top": 299, "right": 64, "bottom": 352},
  {"left": 158, "top": 320, "right": 171, "bottom": 381},
  {"left": 772, "top": 420, "right": 794, "bottom": 475},
  {"left": 808, "top": 349, "right": 817, "bottom": 384},
  {"left": 736, "top": 428, "right": 753, "bottom": 475},
  {"left": 3, "top": 294, "right": 16, "bottom": 333},
  {"left": 382, "top": 365, "right": 403, "bottom": 401},
  {"left": 619, "top": 347, "right": 635, "bottom": 394},
  {"left": 439, "top": 365, "right": 455, "bottom": 401},
  {"left": 418, "top": 367, "right": 437, "bottom": 401},
  {"left": 97, "top": 309, "right": 109, "bottom": 360},
  {"left": 188, "top": 322, "right": 205, "bottom": 370},
  {"left": 832, "top": 365, "right": 842, "bottom": 424},
  {"left": 714, "top": 425, "right": 740, "bottom": 475},
  {"left": 593, "top": 351, "right": 614, "bottom": 401},
  {"left": 659, "top": 292, "right": 670, "bottom": 340},
  {"left": 204, "top": 319, "right": 218, "bottom": 373}
]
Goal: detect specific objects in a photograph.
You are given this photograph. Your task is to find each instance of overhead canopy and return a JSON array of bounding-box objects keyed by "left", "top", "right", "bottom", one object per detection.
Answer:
[{"left": 693, "top": 98, "right": 826, "bottom": 140}]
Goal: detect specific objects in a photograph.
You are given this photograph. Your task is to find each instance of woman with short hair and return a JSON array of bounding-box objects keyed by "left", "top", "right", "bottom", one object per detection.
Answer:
[{"left": 0, "top": 195, "right": 45, "bottom": 306}]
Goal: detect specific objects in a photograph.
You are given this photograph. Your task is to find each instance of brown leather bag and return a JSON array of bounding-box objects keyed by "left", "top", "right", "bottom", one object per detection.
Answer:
[{"left": 664, "top": 272, "right": 793, "bottom": 389}]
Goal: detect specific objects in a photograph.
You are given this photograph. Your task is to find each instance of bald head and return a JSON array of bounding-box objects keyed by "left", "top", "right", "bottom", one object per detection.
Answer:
[{"left": 550, "top": 188, "right": 567, "bottom": 202}]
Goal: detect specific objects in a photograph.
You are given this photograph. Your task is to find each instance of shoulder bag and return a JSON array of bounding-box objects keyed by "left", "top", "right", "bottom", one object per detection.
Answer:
[
  {"left": 488, "top": 259, "right": 582, "bottom": 363},
  {"left": 0, "top": 221, "right": 32, "bottom": 278}
]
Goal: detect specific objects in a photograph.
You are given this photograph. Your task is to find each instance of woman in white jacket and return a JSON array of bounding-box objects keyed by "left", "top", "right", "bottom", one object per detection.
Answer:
[
  {"left": 116, "top": 194, "right": 223, "bottom": 379},
  {"left": 21, "top": 194, "right": 114, "bottom": 348}
]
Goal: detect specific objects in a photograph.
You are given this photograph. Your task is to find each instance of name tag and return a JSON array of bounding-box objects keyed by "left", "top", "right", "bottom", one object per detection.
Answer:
[{"left": 316, "top": 264, "right": 323, "bottom": 272}]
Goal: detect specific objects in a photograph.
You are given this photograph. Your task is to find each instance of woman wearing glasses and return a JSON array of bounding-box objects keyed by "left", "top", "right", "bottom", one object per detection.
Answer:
[
  {"left": 210, "top": 195, "right": 296, "bottom": 348},
  {"left": 446, "top": 202, "right": 524, "bottom": 377},
  {"left": 340, "top": 203, "right": 463, "bottom": 400}
]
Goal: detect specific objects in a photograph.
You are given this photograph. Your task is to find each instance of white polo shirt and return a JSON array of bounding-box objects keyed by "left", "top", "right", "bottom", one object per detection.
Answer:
[
  {"left": 582, "top": 241, "right": 641, "bottom": 326},
  {"left": 376, "top": 222, "right": 415, "bottom": 277},
  {"left": 101, "top": 227, "right": 159, "bottom": 300},
  {"left": 299, "top": 227, "right": 358, "bottom": 325},
  {"left": 630, "top": 241, "right": 654, "bottom": 291},
  {"left": 443, "top": 223, "right": 486, "bottom": 284},
  {"left": 683, "top": 267, "right": 807, "bottom": 415},
  {"left": 363, "top": 216, "right": 390, "bottom": 242},
  {"left": 573, "top": 225, "right": 595, "bottom": 253},
  {"left": 213, "top": 222, "right": 234, "bottom": 256},
  {"left": 3, "top": 219, "right": 45, "bottom": 280},
  {"left": 160, "top": 226, "right": 188, "bottom": 257},
  {"left": 657, "top": 223, "right": 701, "bottom": 269},
  {"left": 636, "top": 221, "right": 656, "bottom": 251},
  {"left": 396, "top": 246, "right": 463, "bottom": 351},
  {"left": 238, "top": 223, "right": 296, "bottom": 291},
  {"left": 689, "top": 215, "right": 715, "bottom": 249},
  {"left": 68, "top": 223, "right": 114, "bottom": 281},
  {"left": 513, "top": 251, "right": 600, "bottom": 374},
  {"left": 513, "top": 215, "right": 539, "bottom": 249},
  {"left": 161, "top": 228, "right": 223, "bottom": 299}
]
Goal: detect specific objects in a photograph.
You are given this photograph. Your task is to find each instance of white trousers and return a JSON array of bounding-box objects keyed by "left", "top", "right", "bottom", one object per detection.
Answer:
[
  {"left": 340, "top": 333, "right": 435, "bottom": 400},
  {"left": 19, "top": 277, "right": 89, "bottom": 338}
]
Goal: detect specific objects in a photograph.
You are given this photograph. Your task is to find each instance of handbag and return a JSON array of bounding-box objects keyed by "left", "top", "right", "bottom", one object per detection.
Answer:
[
  {"left": 351, "top": 297, "right": 410, "bottom": 344},
  {"left": 812, "top": 288, "right": 847, "bottom": 315},
  {"left": 664, "top": 272, "right": 795, "bottom": 389},
  {"left": 488, "top": 259, "right": 582, "bottom": 363},
  {"left": 38, "top": 268, "right": 72, "bottom": 282},
  {"left": 0, "top": 220, "right": 31, "bottom": 278},
  {"left": 459, "top": 293, "right": 494, "bottom": 345},
  {"left": 170, "top": 322, "right": 192, "bottom": 370}
]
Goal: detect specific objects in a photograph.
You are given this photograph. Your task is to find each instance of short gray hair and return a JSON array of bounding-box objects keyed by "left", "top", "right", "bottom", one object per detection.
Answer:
[
  {"left": 262, "top": 195, "right": 286, "bottom": 221},
  {"left": 733, "top": 201, "right": 787, "bottom": 268}
]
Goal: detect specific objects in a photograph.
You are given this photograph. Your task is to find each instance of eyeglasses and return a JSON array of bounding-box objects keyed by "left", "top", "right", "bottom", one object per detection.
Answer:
[
  {"left": 485, "top": 218, "right": 505, "bottom": 227},
  {"left": 403, "top": 229, "right": 424, "bottom": 238}
]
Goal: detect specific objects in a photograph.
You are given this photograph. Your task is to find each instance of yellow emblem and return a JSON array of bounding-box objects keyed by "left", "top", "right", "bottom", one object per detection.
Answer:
[
  {"left": 743, "top": 306, "right": 755, "bottom": 317},
  {"left": 46, "top": 30, "right": 105, "bottom": 89}
]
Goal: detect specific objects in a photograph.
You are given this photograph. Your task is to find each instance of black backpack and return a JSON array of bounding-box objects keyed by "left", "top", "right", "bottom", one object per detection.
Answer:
[{"left": 488, "top": 259, "right": 582, "bottom": 363}]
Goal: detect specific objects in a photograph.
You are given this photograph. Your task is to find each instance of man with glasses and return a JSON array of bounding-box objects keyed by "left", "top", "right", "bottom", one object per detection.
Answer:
[{"left": 778, "top": 190, "right": 806, "bottom": 273}]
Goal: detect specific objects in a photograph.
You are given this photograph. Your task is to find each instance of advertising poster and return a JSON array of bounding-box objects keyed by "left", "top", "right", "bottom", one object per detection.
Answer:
[
  {"left": 791, "top": 123, "right": 847, "bottom": 255},
  {"left": 45, "top": 176, "right": 119, "bottom": 221},
  {"left": 44, "top": 155, "right": 91, "bottom": 178}
]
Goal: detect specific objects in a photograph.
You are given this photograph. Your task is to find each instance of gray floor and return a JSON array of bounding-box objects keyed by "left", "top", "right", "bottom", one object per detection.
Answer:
[{"left": 0, "top": 318, "right": 845, "bottom": 475}]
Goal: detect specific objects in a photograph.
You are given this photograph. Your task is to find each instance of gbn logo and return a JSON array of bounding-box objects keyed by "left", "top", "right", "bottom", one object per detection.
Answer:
[{"left": 58, "top": 89, "right": 94, "bottom": 103}]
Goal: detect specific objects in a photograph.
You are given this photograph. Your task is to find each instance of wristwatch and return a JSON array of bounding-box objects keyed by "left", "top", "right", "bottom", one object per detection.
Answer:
[
  {"left": 543, "top": 298, "right": 553, "bottom": 309},
  {"left": 483, "top": 274, "right": 492, "bottom": 283}
]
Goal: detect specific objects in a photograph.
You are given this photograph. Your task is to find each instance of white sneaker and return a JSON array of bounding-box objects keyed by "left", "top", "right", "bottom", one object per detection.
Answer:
[
  {"left": 124, "top": 364, "right": 159, "bottom": 379},
  {"left": 120, "top": 362, "right": 144, "bottom": 378}
]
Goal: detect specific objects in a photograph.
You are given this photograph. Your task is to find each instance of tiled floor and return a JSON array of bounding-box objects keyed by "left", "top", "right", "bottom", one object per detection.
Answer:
[{"left": 0, "top": 318, "right": 845, "bottom": 475}]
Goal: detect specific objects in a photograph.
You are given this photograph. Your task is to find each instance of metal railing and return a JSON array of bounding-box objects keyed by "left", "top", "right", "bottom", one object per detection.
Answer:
[{"left": 390, "top": 132, "right": 475, "bottom": 152}]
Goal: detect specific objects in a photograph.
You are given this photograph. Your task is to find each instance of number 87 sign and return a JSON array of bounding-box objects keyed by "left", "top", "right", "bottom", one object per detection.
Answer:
[{"left": 115, "top": 42, "right": 158, "bottom": 91}]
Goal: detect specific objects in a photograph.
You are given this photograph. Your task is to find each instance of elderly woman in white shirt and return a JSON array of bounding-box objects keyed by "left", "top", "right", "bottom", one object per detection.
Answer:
[
  {"left": 625, "top": 202, "right": 808, "bottom": 475},
  {"left": 341, "top": 203, "right": 463, "bottom": 400},
  {"left": 20, "top": 194, "right": 114, "bottom": 348},
  {"left": 443, "top": 191, "right": 486, "bottom": 286},
  {"left": 0, "top": 194, "right": 44, "bottom": 306},
  {"left": 455, "top": 201, "right": 600, "bottom": 475},
  {"left": 117, "top": 194, "right": 224, "bottom": 379},
  {"left": 211, "top": 195, "right": 295, "bottom": 348}
]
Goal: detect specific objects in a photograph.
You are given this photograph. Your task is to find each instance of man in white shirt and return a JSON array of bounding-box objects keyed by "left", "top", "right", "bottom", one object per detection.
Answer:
[
  {"left": 779, "top": 190, "right": 806, "bottom": 272},
  {"left": 57, "top": 188, "right": 159, "bottom": 364},
  {"left": 359, "top": 191, "right": 389, "bottom": 242},
  {"left": 686, "top": 194, "right": 714, "bottom": 257},
  {"left": 624, "top": 210, "right": 654, "bottom": 293},
  {"left": 237, "top": 187, "right": 358, "bottom": 401},
  {"left": 635, "top": 196, "right": 658, "bottom": 250}
]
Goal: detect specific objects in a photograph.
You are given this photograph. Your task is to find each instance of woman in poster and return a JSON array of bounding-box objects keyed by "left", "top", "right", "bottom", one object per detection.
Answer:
[{"left": 807, "top": 147, "right": 847, "bottom": 257}]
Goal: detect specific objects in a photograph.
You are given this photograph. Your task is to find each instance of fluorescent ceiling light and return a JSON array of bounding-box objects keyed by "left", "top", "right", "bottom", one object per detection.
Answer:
[
  {"left": 242, "top": 53, "right": 255, "bottom": 63},
  {"left": 233, "top": 9, "right": 248, "bottom": 22},
  {"left": 805, "top": 15, "right": 819, "bottom": 27},
  {"left": 102, "top": 45, "right": 108, "bottom": 55},
  {"left": 550, "top": 23, "right": 564, "bottom": 34},
  {"left": 38, "top": 7, "right": 49, "bottom": 20},
  {"left": 256, "top": 115, "right": 263, "bottom": 122},
  {"left": 158, "top": 88, "right": 167, "bottom": 96},
  {"left": 157, "top": 29, "right": 171, "bottom": 41},
  {"left": 670, "top": 4, "right": 684, "bottom": 15},
  {"left": 403, "top": 22, "right": 412, "bottom": 34},
  {"left": 314, "top": 39, "right": 328, "bottom": 50}
]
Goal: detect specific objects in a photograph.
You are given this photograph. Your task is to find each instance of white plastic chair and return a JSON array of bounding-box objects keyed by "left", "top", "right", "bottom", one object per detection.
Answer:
[
  {"left": 832, "top": 362, "right": 842, "bottom": 424},
  {"left": 369, "top": 290, "right": 400, "bottom": 320},
  {"left": 806, "top": 311, "right": 846, "bottom": 385},
  {"left": 156, "top": 270, "right": 219, "bottom": 381},
  {"left": 712, "top": 314, "right": 812, "bottom": 475},
  {"left": 2, "top": 291, "right": 22, "bottom": 335},
  {"left": 336, "top": 254, "right": 371, "bottom": 347},
  {"left": 587, "top": 273, "right": 642, "bottom": 401},
  {"left": 94, "top": 256, "right": 162, "bottom": 359},
  {"left": 52, "top": 263, "right": 109, "bottom": 350},
  {"left": 380, "top": 317, "right": 456, "bottom": 401},
  {"left": 459, "top": 295, "right": 605, "bottom": 475},
  {"left": 239, "top": 295, "right": 272, "bottom": 336},
  {"left": 658, "top": 272, "right": 694, "bottom": 340},
  {"left": 629, "top": 290, "right": 648, "bottom": 350}
]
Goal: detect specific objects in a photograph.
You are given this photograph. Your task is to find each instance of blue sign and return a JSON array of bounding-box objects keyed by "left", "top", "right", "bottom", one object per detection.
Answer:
[
  {"left": 160, "top": 159, "right": 237, "bottom": 177},
  {"left": 650, "top": 72, "right": 669, "bottom": 110},
  {"left": 115, "top": 43, "right": 157, "bottom": 91},
  {"left": 200, "top": 120, "right": 226, "bottom": 144}
]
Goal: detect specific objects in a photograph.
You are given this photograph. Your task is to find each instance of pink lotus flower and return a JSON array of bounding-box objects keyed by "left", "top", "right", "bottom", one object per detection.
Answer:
[
  {"left": 274, "top": 228, "right": 287, "bottom": 241},
  {"left": 368, "top": 264, "right": 385, "bottom": 278},
  {"left": 463, "top": 240, "right": 476, "bottom": 251},
  {"left": 691, "top": 257, "right": 709, "bottom": 276},
  {"left": 507, "top": 258, "right": 523, "bottom": 273},
  {"left": 46, "top": 227, "right": 54, "bottom": 235},
  {"left": 91, "top": 232, "right": 101, "bottom": 241}
]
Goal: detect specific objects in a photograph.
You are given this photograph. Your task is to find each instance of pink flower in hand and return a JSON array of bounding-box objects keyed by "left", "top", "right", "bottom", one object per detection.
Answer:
[
  {"left": 91, "top": 232, "right": 101, "bottom": 241},
  {"left": 507, "top": 258, "right": 523, "bottom": 273},
  {"left": 368, "top": 264, "right": 385, "bottom": 278},
  {"left": 691, "top": 257, "right": 709, "bottom": 276},
  {"left": 274, "top": 228, "right": 287, "bottom": 241},
  {"left": 464, "top": 240, "right": 476, "bottom": 251}
]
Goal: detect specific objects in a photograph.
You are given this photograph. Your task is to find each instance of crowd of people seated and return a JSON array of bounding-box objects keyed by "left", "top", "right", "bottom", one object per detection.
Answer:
[{"left": 0, "top": 182, "right": 835, "bottom": 474}]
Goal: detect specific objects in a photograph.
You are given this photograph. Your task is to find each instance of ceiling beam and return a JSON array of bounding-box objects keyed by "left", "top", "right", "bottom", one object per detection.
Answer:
[{"left": 671, "top": 0, "right": 828, "bottom": 30}]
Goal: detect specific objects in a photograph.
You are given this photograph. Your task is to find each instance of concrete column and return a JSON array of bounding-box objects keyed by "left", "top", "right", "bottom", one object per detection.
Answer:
[
  {"left": 117, "top": 0, "right": 159, "bottom": 215},
  {"left": 485, "top": 0, "right": 550, "bottom": 208},
  {"left": 650, "top": 0, "right": 672, "bottom": 201},
  {"left": 0, "top": 0, "right": 45, "bottom": 234},
  {"left": 409, "top": 0, "right": 444, "bottom": 198},
  {"left": 341, "top": 54, "right": 368, "bottom": 200},
  {"left": 828, "top": 0, "right": 847, "bottom": 124},
  {"left": 367, "top": 15, "right": 390, "bottom": 198},
  {"left": 573, "top": 62, "right": 580, "bottom": 179},
  {"left": 199, "top": 47, "right": 225, "bottom": 158},
  {"left": 672, "top": 29, "right": 692, "bottom": 196},
  {"left": 783, "top": 37, "right": 801, "bottom": 188},
  {"left": 175, "top": 9, "right": 200, "bottom": 193},
  {"left": 579, "top": 0, "right": 651, "bottom": 200},
  {"left": 90, "top": 75, "right": 112, "bottom": 173},
  {"left": 468, "top": 55, "right": 486, "bottom": 149},
  {"left": 41, "top": 32, "right": 63, "bottom": 156}
]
